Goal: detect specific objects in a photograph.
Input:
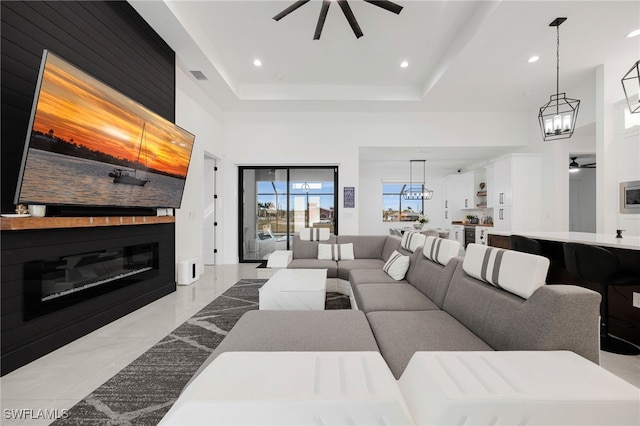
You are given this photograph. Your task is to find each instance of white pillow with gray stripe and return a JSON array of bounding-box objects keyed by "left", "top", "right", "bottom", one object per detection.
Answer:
[
  {"left": 400, "top": 231, "right": 426, "bottom": 253},
  {"left": 423, "top": 236, "right": 460, "bottom": 266},
  {"left": 463, "top": 243, "right": 549, "bottom": 299},
  {"left": 383, "top": 250, "right": 411, "bottom": 280},
  {"left": 317, "top": 243, "right": 354, "bottom": 260},
  {"left": 300, "top": 228, "right": 330, "bottom": 241}
]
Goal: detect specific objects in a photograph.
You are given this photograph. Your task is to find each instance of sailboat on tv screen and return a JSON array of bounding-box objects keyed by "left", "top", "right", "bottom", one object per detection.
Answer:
[{"left": 109, "top": 123, "right": 150, "bottom": 186}]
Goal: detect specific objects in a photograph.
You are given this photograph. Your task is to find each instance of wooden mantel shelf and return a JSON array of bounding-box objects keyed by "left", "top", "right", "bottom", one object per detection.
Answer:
[{"left": 0, "top": 216, "right": 175, "bottom": 231}]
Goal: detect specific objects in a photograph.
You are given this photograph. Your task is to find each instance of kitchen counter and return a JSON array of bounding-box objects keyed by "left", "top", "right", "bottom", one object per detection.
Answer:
[
  {"left": 488, "top": 230, "right": 640, "bottom": 251},
  {"left": 451, "top": 222, "right": 494, "bottom": 227}
]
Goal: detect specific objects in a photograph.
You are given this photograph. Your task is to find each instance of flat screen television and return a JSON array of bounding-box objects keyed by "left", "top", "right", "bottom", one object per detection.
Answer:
[{"left": 14, "top": 50, "right": 195, "bottom": 212}]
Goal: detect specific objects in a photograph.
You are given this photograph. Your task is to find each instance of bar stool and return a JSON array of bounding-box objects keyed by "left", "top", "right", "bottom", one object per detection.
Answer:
[
  {"left": 563, "top": 242, "right": 640, "bottom": 355},
  {"left": 509, "top": 235, "right": 543, "bottom": 256}
]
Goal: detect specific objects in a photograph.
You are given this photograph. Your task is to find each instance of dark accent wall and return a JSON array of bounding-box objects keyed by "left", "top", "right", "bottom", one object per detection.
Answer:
[{"left": 1, "top": 0, "right": 175, "bottom": 213}]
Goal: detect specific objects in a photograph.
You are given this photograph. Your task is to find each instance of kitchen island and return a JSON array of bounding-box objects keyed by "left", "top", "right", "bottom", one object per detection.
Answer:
[{"left": 487, "top": 231, "right": 640, "bottom": 347}]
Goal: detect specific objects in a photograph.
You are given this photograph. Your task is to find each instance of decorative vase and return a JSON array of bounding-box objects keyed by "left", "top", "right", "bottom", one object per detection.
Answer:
[{"left": 413, "top": 222, "right": 423, "bottom": 230}]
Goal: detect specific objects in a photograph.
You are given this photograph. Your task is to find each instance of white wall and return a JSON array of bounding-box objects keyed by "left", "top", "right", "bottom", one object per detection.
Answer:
[
  {"left": 174, "top": 65, "right": 224, "bottom": 273},
  {"left": 218, "top": 111, "right": 528, "bottom": 263}
]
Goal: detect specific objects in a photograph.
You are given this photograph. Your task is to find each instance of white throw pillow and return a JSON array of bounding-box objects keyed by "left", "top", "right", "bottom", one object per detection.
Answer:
[
  {"left": 317, "top": 243, "right": 355, "bottom": 260},
  {"left": 383, "top": 250, "right": 411, "bottom": 280},
  {"left": 400, "top": 231, "right": 426, "bottom": 253}
]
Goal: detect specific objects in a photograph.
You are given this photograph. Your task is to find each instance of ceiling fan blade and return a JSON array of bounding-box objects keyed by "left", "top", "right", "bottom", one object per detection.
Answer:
[
  {"left": 273, "top": 0, "right": 311, "bottom": 21},
  {"left": 363, "top": 0, "right": 403, "bottom": 15},
  {"left": 313, "top": 0, "right": 331, "bottom": 40},
  {"left": 338, "top": 0, "right": 363, "bottom": 38}
]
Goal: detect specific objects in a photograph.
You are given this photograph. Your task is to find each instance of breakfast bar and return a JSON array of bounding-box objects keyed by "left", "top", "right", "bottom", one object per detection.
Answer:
[{"left": 487, "top": 231, "right": 640, "bottom": 347}]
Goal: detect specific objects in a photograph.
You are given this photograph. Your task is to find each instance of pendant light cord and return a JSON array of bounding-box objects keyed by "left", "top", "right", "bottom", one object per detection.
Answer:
[{"left": 556, "top": 24, "right": 560, "bottom": 113}]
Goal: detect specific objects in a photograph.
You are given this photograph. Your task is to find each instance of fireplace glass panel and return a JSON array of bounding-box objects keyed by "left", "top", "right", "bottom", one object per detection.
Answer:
[{"left": 24, "top": 243, "right": 158, "bottom": 320}]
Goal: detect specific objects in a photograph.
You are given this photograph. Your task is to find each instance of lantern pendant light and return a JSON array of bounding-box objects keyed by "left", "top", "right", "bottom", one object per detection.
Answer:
[
  {"left": 621, "top": 59, "right": 640, "bottom": 114},
  {"left": 538, "top": 17, "right": 580, "bottom": 141},
  {"left": 402, "top": 160, "right": 434, "bottom": 200}
]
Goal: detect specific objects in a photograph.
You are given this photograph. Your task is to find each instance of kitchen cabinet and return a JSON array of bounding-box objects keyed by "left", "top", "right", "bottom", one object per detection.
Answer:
[
  {"left": 450, "top": 225, "right": 465, "bottom": 248},
  {"left": 459, "top": 171, "right": 475, "bottom": 209},
  {"left": 486, "top": 154, "right": 541, "bottom": 232},
  {"left": 492, "top": 158, "right": 512, "bottom": 207},
  {"left": 475, "top": 226, "right": 493, "bottom": 246},
  {"left": 493, "top": 206, "right": 512, "bottom": 231}
]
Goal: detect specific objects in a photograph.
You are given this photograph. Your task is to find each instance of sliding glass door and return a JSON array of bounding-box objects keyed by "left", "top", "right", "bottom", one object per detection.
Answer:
[{"left": 239, "top": 166, "right": 337, "bottom": 263}]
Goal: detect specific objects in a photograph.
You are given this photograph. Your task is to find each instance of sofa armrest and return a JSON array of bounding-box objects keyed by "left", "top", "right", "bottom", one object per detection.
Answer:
[{"left": 505, "top": 285, "right": 601, "bottom": 364}]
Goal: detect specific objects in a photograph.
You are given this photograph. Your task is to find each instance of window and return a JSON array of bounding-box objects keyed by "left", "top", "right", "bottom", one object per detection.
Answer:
[{"left": 382, "top": 183, "right": 425, "bottom": 222}]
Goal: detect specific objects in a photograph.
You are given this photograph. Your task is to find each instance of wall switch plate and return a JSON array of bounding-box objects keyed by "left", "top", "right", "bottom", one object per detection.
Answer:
[{"left": 633, "top": 292, "right": 640, "bottom": 309}]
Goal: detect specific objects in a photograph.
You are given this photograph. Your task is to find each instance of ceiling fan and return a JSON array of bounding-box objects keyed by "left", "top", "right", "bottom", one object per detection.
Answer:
[
  {"left": 273, "top": 0, "right": 403, "bottom": 40},
  {"left": 569, "top": 156, "right": 596, "bottom": 172}
]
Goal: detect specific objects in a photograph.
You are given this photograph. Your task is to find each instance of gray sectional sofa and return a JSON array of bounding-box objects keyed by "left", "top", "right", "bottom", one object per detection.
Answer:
[{"left": 194, "top": 233, "right": 601, "bottom": 381}]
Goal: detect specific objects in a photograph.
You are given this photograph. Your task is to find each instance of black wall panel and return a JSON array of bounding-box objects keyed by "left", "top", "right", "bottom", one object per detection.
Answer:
[
  {"left": 1, "top": 1, "right": 175, "bottom": 213},
  {"left": 1, "top": 223, "right": 176, "bottom": 375}
]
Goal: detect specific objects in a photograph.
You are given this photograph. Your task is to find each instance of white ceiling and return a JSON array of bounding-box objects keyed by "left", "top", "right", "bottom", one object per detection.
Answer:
[
  {"left": 129, "top": 0, "right": 639, "bottom": 166},
  {"left": 131, "top": 0, "right": 640, "bottom": 113}
]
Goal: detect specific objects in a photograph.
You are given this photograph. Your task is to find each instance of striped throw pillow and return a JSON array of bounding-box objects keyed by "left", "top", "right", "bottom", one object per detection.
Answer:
[
  {"left": 423, "top": 236, "right": 460, "bottom": 266},
  {"left": 317, "top": 243, "right": 355, "bottom": 260},
  {"left": 383, "top": 250, "right": 411, "bottom": 280}
]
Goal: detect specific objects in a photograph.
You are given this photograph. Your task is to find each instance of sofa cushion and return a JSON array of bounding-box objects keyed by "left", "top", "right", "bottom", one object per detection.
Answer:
[
  {"left": 381, "top": 235, "right": 403, "bottom": 262},
  {"left": 400, "top": 231, "right": 426, "bottom": 253},
  {"left": 366, "top": 310, "right": 493, "bottom": 379},
  {"left": 292, "top": 235, "right": 337, "bottom": 259},
  {"left": 299, "top": 227, "right": 331, "bottom": 241},
  {"left": 382, "top": 250, "right": 411, "bottom": 280},
  {"left": 354, "top": 283, "right": 439, "bottom": 314},
  {"left": 463, "top": 243, "right": 549, "bottom": 299},
  {"left": 349, "top": 268, "right": 406, "bottom": 286},
  {"left": 405, "top": 256, "right": 460, "bottom": 309},
  {"left": 287, "top": 259, "right": 337, "bottom": 278},
  {"left": 336, "top": 235, "right": 389, "bottom": 260},
  {"left": 318, "top": 243, "right": 355, "bottom": 260},
  {"left": 423, "top": 237, "right": 460, "bottom": 266},
  {"left": 191, "top": 310, "right": 380, "bottom": 384},
  {"left": 336, "top": 259, "right": 386, "bottom": 281}
]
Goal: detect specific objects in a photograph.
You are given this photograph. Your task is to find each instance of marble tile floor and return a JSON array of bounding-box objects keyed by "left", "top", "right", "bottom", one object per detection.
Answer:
[{"left": 1, "top": 263, "right": 638, "bottom": 425}]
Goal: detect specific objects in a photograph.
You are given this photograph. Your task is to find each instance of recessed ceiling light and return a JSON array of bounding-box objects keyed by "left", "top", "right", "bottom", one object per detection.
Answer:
[
  {"left": 528, "top": 56, "right": 540, "bottom": 63},
  {"left": 253, "top": 59, "right": 262, "bottom": 67},
  {"left": 400, "top": 60, "right": 409, "bottom": 68},
  {"left": 626, "top": 29, "right": 640, "bottom": 38}
]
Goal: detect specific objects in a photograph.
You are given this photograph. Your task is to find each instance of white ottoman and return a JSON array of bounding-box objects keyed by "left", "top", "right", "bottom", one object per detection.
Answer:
[
  {"left": 160, "top": 351, "right": 414, "bottom": 425},
  {"left": 398, "top": 351, "right": 640, "bottom": 425},
  {"left": 266, "top": 250, "right": 292, "bottom": 268}
]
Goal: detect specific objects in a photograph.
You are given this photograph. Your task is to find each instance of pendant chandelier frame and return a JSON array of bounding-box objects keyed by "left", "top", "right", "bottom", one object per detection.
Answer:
[
  {"left": 538, "top": 17, "right": 580, "bottom": 141},
  {"left": 402, "top": 160, "right": 434, "bottom": 201},
  {"left": 621, "top": 59, "right": 640, "bottom": 114}
]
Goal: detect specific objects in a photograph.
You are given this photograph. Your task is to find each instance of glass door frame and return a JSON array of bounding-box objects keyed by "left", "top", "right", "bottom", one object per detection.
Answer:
[{"left": 238, "top": 165, "right": 339, "bottom": 263}]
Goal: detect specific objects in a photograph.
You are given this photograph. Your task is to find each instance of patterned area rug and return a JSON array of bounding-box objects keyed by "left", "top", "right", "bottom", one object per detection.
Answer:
[{"left": 54, "top": 279, "right": 351, "bottom": 425}]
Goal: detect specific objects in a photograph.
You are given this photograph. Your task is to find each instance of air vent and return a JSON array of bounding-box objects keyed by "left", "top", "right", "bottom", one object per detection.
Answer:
[{"left": 190, "top": 70, "right": 208, "bottom": 81}]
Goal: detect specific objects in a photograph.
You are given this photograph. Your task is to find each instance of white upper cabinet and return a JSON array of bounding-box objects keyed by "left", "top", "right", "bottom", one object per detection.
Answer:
[
  {"left": 459, "top": 171, "right": 475, "bottom": 209},
  {"left": 487, "top": 154, "right": 542, "bottom": 232}
]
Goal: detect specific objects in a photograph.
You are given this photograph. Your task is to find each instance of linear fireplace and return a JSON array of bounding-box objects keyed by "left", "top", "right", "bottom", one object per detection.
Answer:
[{"left": 24, "top": 243, "right": 159, "bottom": 320}]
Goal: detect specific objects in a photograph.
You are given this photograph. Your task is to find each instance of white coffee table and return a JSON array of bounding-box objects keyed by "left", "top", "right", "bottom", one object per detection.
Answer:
[{"left": 259, "top": 268, "right": 327, "bottom": 310}]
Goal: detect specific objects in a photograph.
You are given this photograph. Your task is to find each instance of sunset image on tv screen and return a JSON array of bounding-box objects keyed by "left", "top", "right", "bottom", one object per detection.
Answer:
[{"left": 16, "top": 51, "right": 195, "bottom": 208}]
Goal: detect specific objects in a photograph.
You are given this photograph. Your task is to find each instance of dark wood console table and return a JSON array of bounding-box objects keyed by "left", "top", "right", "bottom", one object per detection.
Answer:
[
  {"left": 1, "top": 217, "right": 176, "bottom": 375},
  {"left": 488, "top": 231, "right": 640, "bottom": 346}
]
